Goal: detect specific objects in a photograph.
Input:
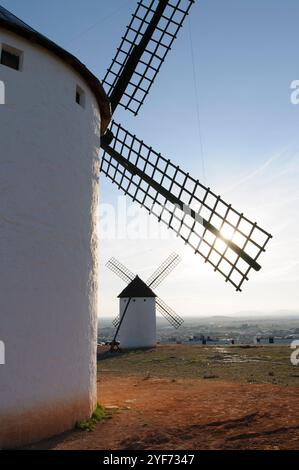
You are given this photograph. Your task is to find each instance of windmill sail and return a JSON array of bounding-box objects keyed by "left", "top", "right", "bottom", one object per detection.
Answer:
[
  {"left": 106, "top": 257, "right": 135, "bottom": 283},
  {"left": 112, "top": 315, "right": 120, "bottom": 328},
  {"left": 103, "top": 0, "right": 194, "bottom": 114},
  {"left": 101, "top": 121, "right": 272, "bottom": 292},
  {"left": 156, "top": 297, "right": 183, "bottom": 328},
  {"left": 147, "top": 252, "right": 181, "bottom": 289}
]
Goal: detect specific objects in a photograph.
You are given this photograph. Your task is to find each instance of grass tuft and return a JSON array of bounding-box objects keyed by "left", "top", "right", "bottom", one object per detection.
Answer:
[{"left": 76, "top": 403, "right": 106, "bottom": 432}]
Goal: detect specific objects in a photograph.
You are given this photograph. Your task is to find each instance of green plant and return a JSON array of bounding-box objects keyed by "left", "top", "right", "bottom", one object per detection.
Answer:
[{"left": 75, "top": 403, "right": 106, "bottom": 432}]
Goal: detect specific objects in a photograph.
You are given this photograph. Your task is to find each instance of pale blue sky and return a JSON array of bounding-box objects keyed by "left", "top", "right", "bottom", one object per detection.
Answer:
[{"left": 2, "top": 0, "right": 299, "bottom": 317}]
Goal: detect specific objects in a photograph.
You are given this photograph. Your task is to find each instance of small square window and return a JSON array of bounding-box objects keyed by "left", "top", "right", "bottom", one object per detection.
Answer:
[
  {"left": 76, "top": 85, "right": 85, "bottom": 107},
  {"left": 0, "top": 45, "right": 23, "bottom": 71}
]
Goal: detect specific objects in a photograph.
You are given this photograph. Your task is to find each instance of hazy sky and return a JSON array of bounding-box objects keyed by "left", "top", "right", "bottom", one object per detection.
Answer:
[{"left": 2, "top": 0, "right": 299, "bottom": 318}]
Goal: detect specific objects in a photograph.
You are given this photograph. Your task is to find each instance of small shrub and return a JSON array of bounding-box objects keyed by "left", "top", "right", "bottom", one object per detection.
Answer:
[{"left": 76, "top": 403, "right": 106, "bottom": 432}]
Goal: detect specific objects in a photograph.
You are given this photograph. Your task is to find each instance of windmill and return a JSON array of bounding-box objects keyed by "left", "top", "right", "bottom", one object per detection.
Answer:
[
  {"left": 106, "top": 253, "right": 183, "bottom": 350},
  {"left": 0, "top": 0, "right": 272, "bottom": 448},
  {"left": 100, "top": 0, "right": 272, "bottom": 293}
]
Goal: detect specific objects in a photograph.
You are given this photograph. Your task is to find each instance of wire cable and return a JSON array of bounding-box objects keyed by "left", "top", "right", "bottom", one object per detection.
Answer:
[{"left": 188, "top": 16, "right": 207, "bottom": 185}]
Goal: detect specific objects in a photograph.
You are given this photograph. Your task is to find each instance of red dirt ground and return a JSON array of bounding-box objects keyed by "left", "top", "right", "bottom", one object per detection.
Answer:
[{"left": 28, "top": 374, "right": 299, "bottom": 450}]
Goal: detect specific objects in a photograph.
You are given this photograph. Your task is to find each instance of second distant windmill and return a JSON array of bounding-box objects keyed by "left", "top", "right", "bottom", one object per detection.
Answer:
[{"left": 107, "top": 253, "right": 183, "bottom": 350}]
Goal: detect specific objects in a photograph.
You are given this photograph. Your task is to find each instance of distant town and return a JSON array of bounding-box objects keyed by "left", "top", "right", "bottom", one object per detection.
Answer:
[{"left": 98, "top": 312, "right": 299, "bottom": 347}]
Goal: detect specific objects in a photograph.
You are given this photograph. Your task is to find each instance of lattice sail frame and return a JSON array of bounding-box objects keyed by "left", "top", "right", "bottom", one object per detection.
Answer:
[
  {"left": 106, "top": 257, "right": 135, "bottom": 284},
  {"left": 103, "top": 0, "right": 194, "bottom": 115},
  {"left": 101, "top": 121, "right": 272, "bottom": 292},
  {"left": 106, "top": 254, "right": 183, "bottom": 328},
  {"left": 147, "top": 252, "right": 181, "bottom": 289},
  {"left": 106, "top": 258, "right": 135, "bottom": 327},
  {"left": 156, "top": 297, "right": 183, "bottom": 328}
]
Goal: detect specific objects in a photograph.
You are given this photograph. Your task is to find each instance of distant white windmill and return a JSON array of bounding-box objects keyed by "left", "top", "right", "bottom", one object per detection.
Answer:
[{"left": 106, "top": 253, "right": 183, "bottom": 350}]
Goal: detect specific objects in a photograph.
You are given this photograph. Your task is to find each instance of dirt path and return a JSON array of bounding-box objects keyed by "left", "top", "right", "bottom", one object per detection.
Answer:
[{"left": 28, "top": 374, "right": 299, "bottom": 450}]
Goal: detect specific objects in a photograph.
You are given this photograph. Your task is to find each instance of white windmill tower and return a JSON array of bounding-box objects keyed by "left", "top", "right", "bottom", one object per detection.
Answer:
[
  {"left": 106, "top": 253, "right": 184, "bottom": 350},
  {"left": 118, "top": 276, "right": 157, "bottom": 349},
  {"left": 1, "top": 0, "right": 272, "bottom": 449},
  {"left": 0, "top": 6, "right": 111, "bottom": 449}
]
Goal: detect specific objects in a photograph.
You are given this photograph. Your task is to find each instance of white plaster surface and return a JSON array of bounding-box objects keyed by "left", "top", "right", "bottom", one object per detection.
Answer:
[
  {"left": 119, "top": 298, "right": 156, "bottom": 349},
  {"left": 0, "top": 29, "right": 101, "bottom": 447}
]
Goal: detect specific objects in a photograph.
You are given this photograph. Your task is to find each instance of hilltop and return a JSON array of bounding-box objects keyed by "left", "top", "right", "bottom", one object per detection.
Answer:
[{"left": 25, "top": 344, "right": 299, "bottom": 450}]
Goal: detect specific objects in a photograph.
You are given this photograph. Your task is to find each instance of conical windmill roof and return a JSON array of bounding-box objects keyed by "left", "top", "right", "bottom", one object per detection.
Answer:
[
  {"left": 118, "top": 276, "right": 156, "bottom": 298},
  {"left": 0, "top": 5, "right": 111, "bottom": 133}
]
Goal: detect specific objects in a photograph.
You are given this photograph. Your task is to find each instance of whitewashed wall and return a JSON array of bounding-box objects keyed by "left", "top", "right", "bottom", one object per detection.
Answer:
[
  {"left": 0, "top": 29, "right": 101, "bottom": 448},
  {"left": 119, "top": 298, "right": 156, "bottom": 349}
]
